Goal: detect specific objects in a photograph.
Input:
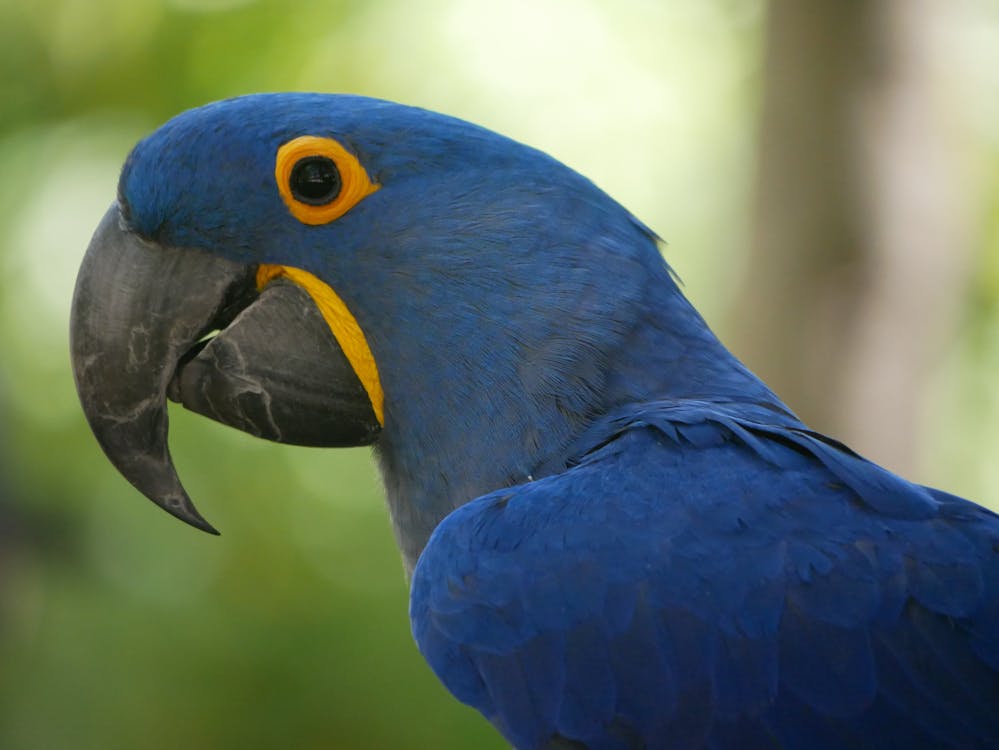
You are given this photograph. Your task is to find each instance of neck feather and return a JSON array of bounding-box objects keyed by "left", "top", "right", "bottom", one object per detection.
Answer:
[{"left": 373, "top": 258, "right": 785, "bottom": 573}]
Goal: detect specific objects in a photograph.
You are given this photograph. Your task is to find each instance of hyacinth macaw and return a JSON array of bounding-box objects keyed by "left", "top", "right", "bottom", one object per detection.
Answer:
[{"left": 69, "top": 94, "right": 998, "bottom": 750}]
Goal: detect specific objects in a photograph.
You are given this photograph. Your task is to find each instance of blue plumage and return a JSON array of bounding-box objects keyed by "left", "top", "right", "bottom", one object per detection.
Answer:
[
  {"left": 85, "top": 94, "right": 999, "bottom": 749},
  {"left": 412, "top": 403, "right": 999, "bottom": 749}
]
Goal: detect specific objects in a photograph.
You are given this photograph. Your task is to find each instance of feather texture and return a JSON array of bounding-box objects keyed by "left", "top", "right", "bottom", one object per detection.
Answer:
[{"left": 412, "top": 402, "right": 999, "bottom": 750}]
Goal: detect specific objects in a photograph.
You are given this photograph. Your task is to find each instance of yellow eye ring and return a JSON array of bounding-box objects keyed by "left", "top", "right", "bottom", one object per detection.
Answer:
[{"left": 275, "top": 136, "right": 379, "bottom": 225}]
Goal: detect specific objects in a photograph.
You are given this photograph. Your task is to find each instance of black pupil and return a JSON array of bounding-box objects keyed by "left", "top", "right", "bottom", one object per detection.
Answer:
[{"left": 290, "top": 156, "right": 342, "bottom": 205}]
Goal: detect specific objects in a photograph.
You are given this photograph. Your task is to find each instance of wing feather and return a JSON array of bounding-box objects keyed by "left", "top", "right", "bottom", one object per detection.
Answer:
[{"left": 411, "top": 403, "right": 999, "bottom": 749}]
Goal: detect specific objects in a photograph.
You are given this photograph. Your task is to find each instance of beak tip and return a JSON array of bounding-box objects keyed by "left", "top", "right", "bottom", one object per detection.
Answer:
[
  {"left": 157, "top": 493, "right": 221, "bottom": 536},
  {"left": 184, "top": 514, "right": 222, "bottom": 537},
  {"left": 171, "top": 509, "right": 222, "bottom": 536}
]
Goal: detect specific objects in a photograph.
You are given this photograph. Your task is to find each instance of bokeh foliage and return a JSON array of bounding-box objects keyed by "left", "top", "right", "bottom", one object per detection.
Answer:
[{"left": 0, "top": 1, "right": 997, "bottom": 748}]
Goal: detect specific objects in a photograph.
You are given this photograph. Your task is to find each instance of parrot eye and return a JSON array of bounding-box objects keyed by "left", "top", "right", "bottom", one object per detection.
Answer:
[
  {"left": 289, "top": 156, "right": 342, "bottom": 205},
  {"left": 275, "top": 135, "right": 380, "bottom": 225}
]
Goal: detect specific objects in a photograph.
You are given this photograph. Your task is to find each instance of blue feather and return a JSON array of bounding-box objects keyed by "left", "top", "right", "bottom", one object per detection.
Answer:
[{"left": 412, "top": 404, "right": 999, "bottom": 749}]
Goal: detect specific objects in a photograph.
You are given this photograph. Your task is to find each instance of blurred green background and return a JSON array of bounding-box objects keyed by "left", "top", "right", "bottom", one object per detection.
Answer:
[{"left": 1, "top": 1, "right": 998, "bottom": 748}]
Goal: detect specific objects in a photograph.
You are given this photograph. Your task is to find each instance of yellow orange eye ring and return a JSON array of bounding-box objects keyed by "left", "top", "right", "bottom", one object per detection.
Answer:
[{"left": 275, "top": 136, "right": 379, "bottom": 225}]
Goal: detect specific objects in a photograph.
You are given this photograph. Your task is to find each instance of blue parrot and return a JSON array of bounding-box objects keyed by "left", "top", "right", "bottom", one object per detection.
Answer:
[{"left": 69, "top": 94, "right": 999, "bottom": 750}]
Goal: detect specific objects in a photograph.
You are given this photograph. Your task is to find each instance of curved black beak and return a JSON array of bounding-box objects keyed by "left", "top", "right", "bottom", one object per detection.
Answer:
[{"left": 70, "top": 204, "right": 381, "bottom": 533}]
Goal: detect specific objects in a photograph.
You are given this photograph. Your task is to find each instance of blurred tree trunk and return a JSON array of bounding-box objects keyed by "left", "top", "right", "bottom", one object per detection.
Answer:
[{"left": 733, "top": 0, "right": 973, "bottom": 476}]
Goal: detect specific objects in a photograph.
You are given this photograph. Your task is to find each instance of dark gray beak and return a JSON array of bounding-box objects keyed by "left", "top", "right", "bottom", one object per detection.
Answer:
[{"left": 70, "top": 204, "right": 381, "bottom": 533}]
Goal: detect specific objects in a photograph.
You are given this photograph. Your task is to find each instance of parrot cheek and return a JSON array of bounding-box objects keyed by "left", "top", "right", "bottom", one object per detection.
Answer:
[{"left": 69, "top": 203, "right": 382, "bottom": 533}]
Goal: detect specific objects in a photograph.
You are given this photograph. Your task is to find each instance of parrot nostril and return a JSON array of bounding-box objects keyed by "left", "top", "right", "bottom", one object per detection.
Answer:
[{"left": 117, "top": 195, "right": 132, "bottom": 223}]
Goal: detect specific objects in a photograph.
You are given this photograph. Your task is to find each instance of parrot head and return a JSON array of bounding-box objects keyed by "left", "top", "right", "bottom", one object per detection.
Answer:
[{"left": 71, "top": 93, "right": 761, "bottom": 565}]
